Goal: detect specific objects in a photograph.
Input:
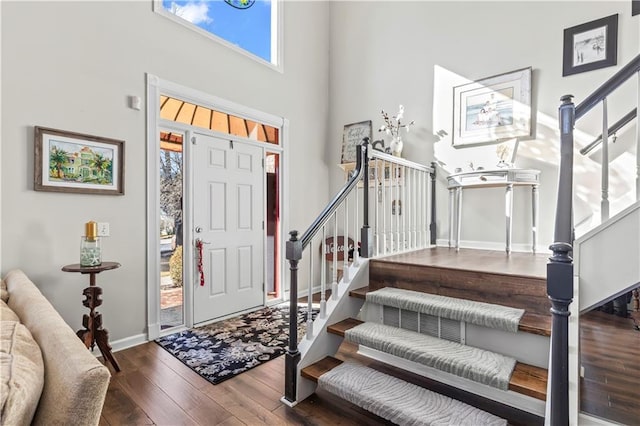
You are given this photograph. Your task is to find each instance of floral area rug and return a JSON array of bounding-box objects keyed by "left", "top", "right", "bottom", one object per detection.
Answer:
[{"left": 155, "top": 304, "right": 317, "bottom": 385}]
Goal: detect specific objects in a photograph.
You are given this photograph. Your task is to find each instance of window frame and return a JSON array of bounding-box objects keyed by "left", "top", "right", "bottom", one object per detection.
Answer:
[{"left": 153, "top": 0, "right": 282, "bottom": 72}]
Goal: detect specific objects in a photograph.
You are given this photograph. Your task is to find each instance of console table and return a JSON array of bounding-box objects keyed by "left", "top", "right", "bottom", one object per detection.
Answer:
[
  {"left": 62, "top": 261, "right": 121, "bottom": 372},
  {"left": 447, "top": 168, "right": 540, "bottom": 254}
]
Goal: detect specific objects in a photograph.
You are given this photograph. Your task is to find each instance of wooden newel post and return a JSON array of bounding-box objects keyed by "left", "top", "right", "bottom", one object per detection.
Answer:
[
  {"left": 284, "top": 230, "right": 302, "bottom": 404},
  {"left": 547, "top": 94, "right": 575, "bottom": 426}
]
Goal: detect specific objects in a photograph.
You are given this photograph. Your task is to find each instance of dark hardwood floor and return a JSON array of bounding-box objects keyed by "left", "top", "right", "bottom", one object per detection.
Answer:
[
  {"left": 100, "top": 340, "right": 395, "bottom": 425},
  {"left": 580, "top": 309, "right": 640, "bottom": 425},
  {"left": 97, "top": 249, "right": 637, "bottom": 425},
  {"left": 376, "top": 247, "right": 548, "bottom": 279}
]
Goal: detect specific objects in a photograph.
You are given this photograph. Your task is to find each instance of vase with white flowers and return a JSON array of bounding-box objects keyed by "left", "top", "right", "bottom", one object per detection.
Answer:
[{"left": 378, "top": 105, "right": 415, "bottom": 157}]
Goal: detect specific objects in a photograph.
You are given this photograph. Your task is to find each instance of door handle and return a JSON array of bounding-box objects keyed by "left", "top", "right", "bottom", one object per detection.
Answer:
[{"left": 195, "top": 226, "right": 202, "bottom": 233}]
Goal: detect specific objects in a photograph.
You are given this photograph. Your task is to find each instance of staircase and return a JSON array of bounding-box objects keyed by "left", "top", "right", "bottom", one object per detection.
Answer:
[
  {"left": 281, "top": 54, "right": 640, "bottom": 425},
  {"left": 296, "top": 247, "right": 550, "bottom": 424}
]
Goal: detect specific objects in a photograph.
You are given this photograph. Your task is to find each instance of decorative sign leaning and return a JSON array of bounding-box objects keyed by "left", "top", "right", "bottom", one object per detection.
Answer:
[
  {"left": 341, "top": 120, "right": 372, "bottom": 164},
  {"left": 34, "top": 126, "right": 125, "bottom": 195},
  {"left": 452, "top": 67, "right": 532, "bottom": 148},
  {"left": 323, "top": 236, "right": 355, "bottom": 261},
  {"left": 562, "top": 14, "right": 618, "bottom": 77}
]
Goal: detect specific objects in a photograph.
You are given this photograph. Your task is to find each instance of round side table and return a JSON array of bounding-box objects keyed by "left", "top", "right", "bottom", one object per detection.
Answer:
[{"left": 62, "top": 261, "right": 121, "bottom": 372}]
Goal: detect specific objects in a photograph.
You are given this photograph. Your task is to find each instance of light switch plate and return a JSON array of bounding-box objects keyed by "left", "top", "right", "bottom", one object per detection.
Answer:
[{"left": 97, "top": 222, "right": 110, "bottom": 237}]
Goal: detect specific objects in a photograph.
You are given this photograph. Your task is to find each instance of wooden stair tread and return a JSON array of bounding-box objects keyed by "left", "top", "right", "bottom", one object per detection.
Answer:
[
  {"left": 326, "top": 318, "right": 548, "bottom": 400},
  {"left": 301, "top": 356, "right": 343, "bottom": 382},
  {"left": 519, "top": 312, "right": 551, "bottom": 336},
  {"left": 349, "top": 286, "right": 369, "bottom": 299},
  {"left": 510, "top": 363, "right": 548, "bottom": 400},
  {"left": 327, "top": 318, "right": 363, "bottom": 337}
]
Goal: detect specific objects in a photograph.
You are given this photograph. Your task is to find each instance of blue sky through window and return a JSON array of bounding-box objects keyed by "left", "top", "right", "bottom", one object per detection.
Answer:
[{"left": 161, "top": 0, "right": 272, "bottom": 63}]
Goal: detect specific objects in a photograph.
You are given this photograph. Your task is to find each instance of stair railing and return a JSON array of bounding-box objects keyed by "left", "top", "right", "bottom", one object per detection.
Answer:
[
  {"left": 283, "top": 139, "right": 436, "bottom": 404},
  {"left": 579, "top": 107, "right": 637, "bottom": 156},
  {"left": 549, "top": 53, "right": 640, "bottom": 426},
  {"left": 575, "top": 55, "right": 640, "bottom": 221}
]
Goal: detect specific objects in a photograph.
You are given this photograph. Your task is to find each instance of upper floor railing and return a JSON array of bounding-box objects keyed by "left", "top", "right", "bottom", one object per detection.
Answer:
[
  {"left": 283, "top": 139, "right": 436, "bottom": 404},
  {"left": 548, "top": 53, "right": 640, "bottom": 426}
]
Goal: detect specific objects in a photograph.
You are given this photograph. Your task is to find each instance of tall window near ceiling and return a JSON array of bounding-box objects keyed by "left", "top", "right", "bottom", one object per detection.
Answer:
[{"left": 155, "top": 0, "right": 278, "bottom": 66}]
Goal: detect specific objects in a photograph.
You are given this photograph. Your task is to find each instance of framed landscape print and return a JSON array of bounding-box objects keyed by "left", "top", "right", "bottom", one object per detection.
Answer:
[
  {"left": 452, "top": 67, "right": 532, "bottom": 147},
  {"left": 34, "top": 126, "right": 124, "bottom": 195},
  {"left": 563, "top": 14, "right": 618, "bottom": 76}
]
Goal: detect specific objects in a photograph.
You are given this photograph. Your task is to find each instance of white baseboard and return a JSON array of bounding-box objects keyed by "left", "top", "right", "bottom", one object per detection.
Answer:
[
  {"left": 148, "top": 322, "right": 161, "bottom": 340},
  {"left": 90, "top": 332, "right": 148, "bottom": 356}
]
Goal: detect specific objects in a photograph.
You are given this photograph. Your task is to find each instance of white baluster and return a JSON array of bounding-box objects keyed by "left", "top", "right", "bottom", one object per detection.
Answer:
[
  {"left": 374, "top": 159, "right": 380, "bottom": 256},
  {"left": 411, "top": 170, "right": 420, "bottom": 249},
  {"left": 320, "top": 226, "right": 327, "bottom": 318},
  {"left": 395, "top": 163, "right": 400, "bottom": 253},
  {"left": 332, "top": 212, "right": 338, "bottom": 300},
  {"left": 602, "top": 98, "right": 610, "bottom": 222},
  {"left": 343, "top": 201, "right": 350, "bottom": 283},
  {"left": 382, "top": 160, "right": 387, "bottom": 255},
  {"left": 307, "top": 241, "right": 314, "bottom": 340},
  {"left": 402, "top": 165, "right": 406, "bottom": 251},
  {"left": 353, "top": 189, "right": 360, "bottom": 266}
]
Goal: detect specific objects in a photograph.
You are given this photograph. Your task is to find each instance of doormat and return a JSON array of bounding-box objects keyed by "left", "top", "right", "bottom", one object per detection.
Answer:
[{"left": 155, "top": 304, "right": 317, "bottom": 385}]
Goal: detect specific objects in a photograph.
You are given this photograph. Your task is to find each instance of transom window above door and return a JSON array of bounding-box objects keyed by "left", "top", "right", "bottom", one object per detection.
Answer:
[
  {"left": 154, "top": 0, "right": 279, "bottom": 67},
  {"left": 160, "top": 95, "right": 280, "bottom": 144}
]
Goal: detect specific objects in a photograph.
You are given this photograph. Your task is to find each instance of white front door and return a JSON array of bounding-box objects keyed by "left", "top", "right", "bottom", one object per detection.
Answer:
[{"left": 193, "top": 133, "right": 264, "bottom": 324}]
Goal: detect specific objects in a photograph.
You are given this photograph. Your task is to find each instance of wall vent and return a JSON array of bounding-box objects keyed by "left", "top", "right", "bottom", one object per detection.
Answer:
[{"left": 382, "top": 307, "right": 466, "bottom": 344}]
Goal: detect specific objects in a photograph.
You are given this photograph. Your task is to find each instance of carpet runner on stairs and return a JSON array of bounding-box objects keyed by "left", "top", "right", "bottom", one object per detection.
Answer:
[
  {"left": 317, "top": 361, "right": 507, "bottom": 426},
  {"left": 366, "top": 287, "right": 525, "bottom": 332},
  {"left": 344, "top": 322, "right": 517, "bottom": 390}
]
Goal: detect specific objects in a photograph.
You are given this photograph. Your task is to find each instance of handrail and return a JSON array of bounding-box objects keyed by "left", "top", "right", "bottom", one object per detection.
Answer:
[
  {"left": 300, "top": 143, "right": 366, "bottom": 249},
  {"left": 575, "top": 54, "right": 640, "bottom": 120},
  {"left": 370, "top": 149, "right": 434, "bottom": 173},
  {"left": 580, "top": 108, "right": 637, "bottom": 155},
  {"left": 283, "top": 138, "right": 437, "bottom": 405},
  {"left": 283, "top": 140, "right": 368, "bottom": 404}
]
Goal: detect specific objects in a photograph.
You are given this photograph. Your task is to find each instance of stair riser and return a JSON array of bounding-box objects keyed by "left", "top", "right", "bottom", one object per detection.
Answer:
[
  {"left": 370, "top": 261, "right": 550, "bottom": 316},
  {"left": 466, "top": 324, "right": 549, "bottom": 369}
]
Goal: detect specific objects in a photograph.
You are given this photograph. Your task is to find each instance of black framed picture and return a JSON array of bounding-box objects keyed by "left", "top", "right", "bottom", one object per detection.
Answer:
[
  {"left": 633, "top": 0, "right": 639, "bottom": 16},
  {"left": 562, "top": 14, "right": 618, "bottom": 76}
]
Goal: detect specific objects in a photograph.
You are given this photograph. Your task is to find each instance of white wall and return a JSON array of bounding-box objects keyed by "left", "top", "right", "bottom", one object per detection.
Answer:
[
  {"left": 329, "top": 1, "right": 639, "bottom": 250},
  {"left": 1, "top": 1, "right": 330, "bottom": 342}
]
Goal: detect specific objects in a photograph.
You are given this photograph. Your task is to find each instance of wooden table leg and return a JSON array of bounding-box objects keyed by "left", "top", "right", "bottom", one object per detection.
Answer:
[
  {"left": 94, "top": 327, "right": 121, "bottom": 372},
  {"left": 76, "top": 282, "right": 120, "bottom": 371}
]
